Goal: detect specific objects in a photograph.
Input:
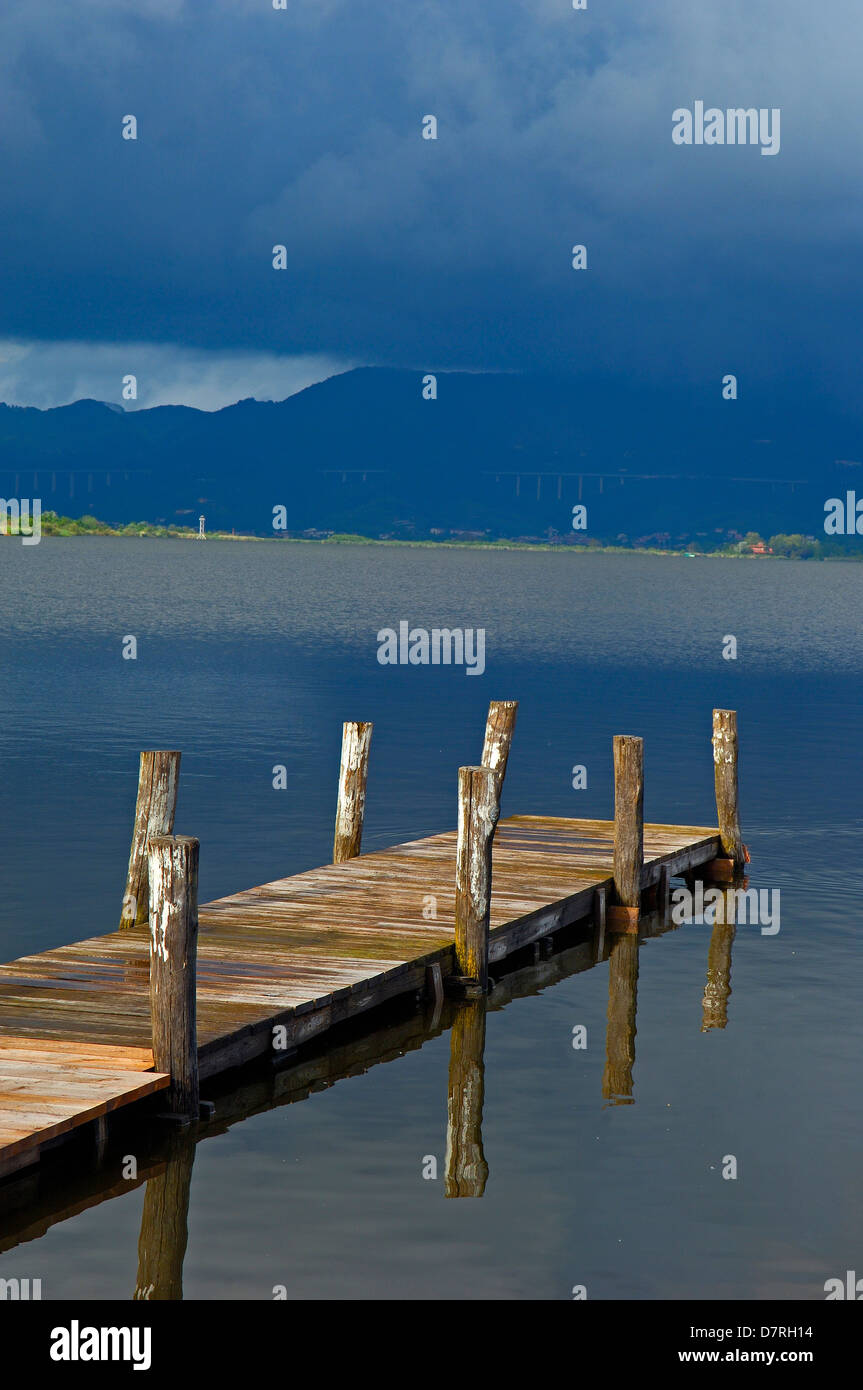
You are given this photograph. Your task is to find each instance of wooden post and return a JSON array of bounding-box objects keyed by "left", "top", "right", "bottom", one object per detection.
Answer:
[
  {"left": 480, "top": 700, "right": 518, "bottom": 788},
  {"left": 712, "top": 709, "right": 745, "bottom": 869},
  {"left": 133, "top": 1132, "right": 195, "bottom": 1300},
  {"left": 445, "top": 999, "right": 489, "bottom": 1198},
  {"left": 609, "top": 734, "right": 643, "bottom": 932},
  {"left": 120, "top": 751, "right": 181, "bottom": 928},
  {"left": 148, "top": 835, "right": 199, "bottom": 1118},
  {"left": 455, "top": 766, "right": 500, "bottom": 991},
  {"left": 333, "top": 722, "right": 373, "bottom": 863}
]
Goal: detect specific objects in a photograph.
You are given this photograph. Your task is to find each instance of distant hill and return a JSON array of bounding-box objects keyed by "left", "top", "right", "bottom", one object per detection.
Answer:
[{"left": 0, "top": 368, "right": 859, "bottom": 541}]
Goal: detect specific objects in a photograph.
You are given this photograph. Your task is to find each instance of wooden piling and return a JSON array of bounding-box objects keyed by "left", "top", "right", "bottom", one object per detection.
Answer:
[
  {"left": 480, "top": 700, "right": 518, "bottom": 788},
  {"left": 333, "top": 721, "right": 373, "bottom": 863},
  {"left": 610, "top": 734, "right": 644, "bottom": 931},
  {"left": 148, "top": 835, "right": 199, "bottom": 1118},
  {"left": 120, "top": 751, "right": 181, "bottom": 928},
  {"left": 454, "top": 766, "right": 500, "bottom": 990},
  {"left": 712, "top": 709, "right": 745, "bottom": 870}
]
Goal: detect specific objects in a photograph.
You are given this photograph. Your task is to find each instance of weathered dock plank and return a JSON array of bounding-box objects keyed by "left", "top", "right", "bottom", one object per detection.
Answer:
[{"left": 0, "top": 1039, "right": 169, "bottom": 1177}]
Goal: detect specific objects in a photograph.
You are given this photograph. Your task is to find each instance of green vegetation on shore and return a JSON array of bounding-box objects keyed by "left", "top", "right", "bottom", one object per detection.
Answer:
[{"left": 1, "top": 511, "right": 859, "bottom": 559}]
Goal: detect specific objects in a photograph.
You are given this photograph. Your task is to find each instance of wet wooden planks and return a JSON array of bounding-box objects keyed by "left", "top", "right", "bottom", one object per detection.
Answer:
[
  {"left": 0, "top": 1039, "right": 169, "bottom": 1178},
  {"left": 0, "top": 815, "right": 720, "bottom": 1173}
]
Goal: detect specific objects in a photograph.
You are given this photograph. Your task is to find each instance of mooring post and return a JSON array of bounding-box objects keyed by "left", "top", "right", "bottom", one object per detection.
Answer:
[
  {"left": 333, "top": 721, "right": 373, "bottom": 863},
  {"left": 711, "top": 709, "right": 746, "bottom": 874},
  {"left": 609, "top": 734, "right": 644, "bottom": 933},
  {"left": 454, "top": 765, "right": 500, "bottom": 991},
  {"left": 480, "top": 700, "right": 518, "bottom": 789},
  {"left": 148, "top": 835, "right": 199, "bottom": 1118},
  {"left": 120, "top": 751, "right": 181, "bottom": 928}
]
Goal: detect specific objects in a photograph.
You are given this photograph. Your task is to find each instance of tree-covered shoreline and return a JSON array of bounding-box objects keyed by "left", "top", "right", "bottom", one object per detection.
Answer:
[{"left": 1, "top": 511, "right": 859, "bottom": 559}]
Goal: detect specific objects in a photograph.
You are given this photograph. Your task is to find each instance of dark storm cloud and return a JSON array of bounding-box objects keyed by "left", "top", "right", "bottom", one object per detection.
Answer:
[{"left": 1, "top": 0, "right": 862, "bottom": 405}]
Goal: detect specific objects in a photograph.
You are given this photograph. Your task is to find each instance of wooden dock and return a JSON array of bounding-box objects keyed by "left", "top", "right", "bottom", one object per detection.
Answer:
[{"left": 0, "top": 704, "right": 746, "bottom": 1186}]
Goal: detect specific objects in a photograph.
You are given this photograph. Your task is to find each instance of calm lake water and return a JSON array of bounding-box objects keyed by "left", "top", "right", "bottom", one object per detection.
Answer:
[{"left": 0, "top": 539, "right": 861, "bottom": 1299}]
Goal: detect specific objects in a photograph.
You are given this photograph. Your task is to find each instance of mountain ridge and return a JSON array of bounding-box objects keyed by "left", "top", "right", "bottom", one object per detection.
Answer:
[{"left": 0, "top": 368, "right": 857, "bottom": 539}]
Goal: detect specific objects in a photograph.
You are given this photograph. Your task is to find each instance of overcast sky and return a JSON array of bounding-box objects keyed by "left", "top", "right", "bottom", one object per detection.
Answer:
[{"left": 1, "top": 0, "right": 860, "bottom": 412}]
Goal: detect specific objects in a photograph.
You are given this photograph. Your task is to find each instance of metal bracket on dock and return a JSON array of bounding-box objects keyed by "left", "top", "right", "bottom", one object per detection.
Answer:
[
  {"left": 702, "top": 857, "right": 737, "bottom": 882},
  {"left": 607, "top": 905, "right": 640, "bottom": 935}
]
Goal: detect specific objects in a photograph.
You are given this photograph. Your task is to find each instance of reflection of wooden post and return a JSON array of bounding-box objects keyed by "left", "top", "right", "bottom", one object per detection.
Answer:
[
  {"left": 610, "top": 735, "right": 643, "bottom": 933},
  {"left": 455, "top": 767, "right": 500, "bottom": 991},
  {"left": 480, "top": 701, "right": 518, "bottom": 788},
  {"left": 120, "top": 752, "right": 181, "bottom": 927},
  {"left": 133, "top": 1135, "right": 195, "bottom": 1300},
  {"left": 148, "top": 835, "right": 199, "bottom": 1118},
  {"left": 602, "top": 934, "right": 639, "bottom": 1104},
  {"left": 702, "top": 887, "right": 737, "bottom": 1032},
  {"left": 445, "top": 1000, "right": 489, "bottom": 1198},
  {"left": 712, "top": 710, "right": 745, "bottom": 869},
  {"left": 333, "top": 722, "right": 373, "bottom": 863},
  {"left": 593, "top": 884, "right": 607, "bottom": 963},
  {"left": 94, "top": 1115, "right": 108, "bottom": 1165}
]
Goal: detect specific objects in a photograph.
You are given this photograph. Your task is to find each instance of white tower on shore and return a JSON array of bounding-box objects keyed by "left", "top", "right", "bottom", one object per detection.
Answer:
[{"left": 198, "top": 515, "right": 206, "bottom": 540}]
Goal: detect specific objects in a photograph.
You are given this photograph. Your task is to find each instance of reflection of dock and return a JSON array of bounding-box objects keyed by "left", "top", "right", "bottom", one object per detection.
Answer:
[{"left": 0, "top": 703, "right": 747, "bottom": 1205}]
